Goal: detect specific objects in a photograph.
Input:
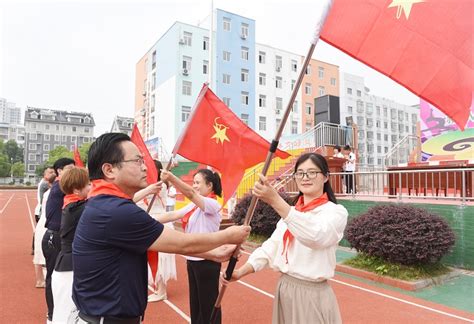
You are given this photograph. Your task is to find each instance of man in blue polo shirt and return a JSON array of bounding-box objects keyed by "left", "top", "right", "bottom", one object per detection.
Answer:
[
  {"left": 42, "top": 157, "right": 75, "bottom": 323},
  {"left": 72, "top": 133, "right": 250, "bottom": 324}
]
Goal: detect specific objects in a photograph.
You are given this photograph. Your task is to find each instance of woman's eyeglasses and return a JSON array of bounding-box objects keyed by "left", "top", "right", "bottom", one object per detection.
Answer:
[{"left": 293, "top": 170, "right": 322, "bottom": 179}]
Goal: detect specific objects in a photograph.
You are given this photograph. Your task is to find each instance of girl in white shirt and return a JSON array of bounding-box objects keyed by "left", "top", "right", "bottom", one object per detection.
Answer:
[
  {"left": 160, "top": 168, "right": 223, "bottom": 324},
  {"left": 227, "top": 153, "right": 348, "bottom": 324}
]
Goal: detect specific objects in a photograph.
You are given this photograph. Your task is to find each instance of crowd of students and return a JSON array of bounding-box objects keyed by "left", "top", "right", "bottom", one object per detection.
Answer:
[{"left": 31, "top": 132, "right": 348, "bottom": 324}]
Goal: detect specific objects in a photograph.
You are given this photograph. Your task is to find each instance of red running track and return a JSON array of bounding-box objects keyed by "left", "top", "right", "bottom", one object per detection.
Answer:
[{"left": 0, "top": 190, "right": 473, "bottom": 323}]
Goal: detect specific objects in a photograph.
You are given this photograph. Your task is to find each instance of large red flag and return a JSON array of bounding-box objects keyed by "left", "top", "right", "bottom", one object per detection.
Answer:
[
  {"left": 173, "top": 84, "right": 291, "bottom": 204},
  {"left": 73, "top": 145, "right": 84, "bottom": 168},
  {"left": 130, "top": 124, "right": 158, "bottom": 184},
  {"left": 320, "top": 0, "right": 473, "bottom": 130}
]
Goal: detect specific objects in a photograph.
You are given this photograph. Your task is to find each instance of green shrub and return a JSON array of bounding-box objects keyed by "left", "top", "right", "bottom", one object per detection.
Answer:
[{"left": 345, "top": 204, "right": 455, "bottom": 265}]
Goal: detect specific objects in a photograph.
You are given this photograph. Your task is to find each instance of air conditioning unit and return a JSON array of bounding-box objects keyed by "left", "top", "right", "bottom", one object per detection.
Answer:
[
  {"left": 276, "top": 67, "right": 281, "bottom": 72},
  {"left": 240, "top": 34, "right": 247, "bottom": 40},
  {"left": 179, "top": 38, "right": 185, "bottom": 45},
  {"left": 142, "top": 91, "right": 147, "bottom": 97},
  {"left": 140, "top": 109, "right": 146, "bottom": 116},
  {"left": 182, "top": 69, "right": 189, "bottom": 76}
]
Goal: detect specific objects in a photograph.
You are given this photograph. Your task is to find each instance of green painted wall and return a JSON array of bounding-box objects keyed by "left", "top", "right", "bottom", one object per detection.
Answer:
[{"left": 338, "top": 199, "right": 474, "bottom": 270}]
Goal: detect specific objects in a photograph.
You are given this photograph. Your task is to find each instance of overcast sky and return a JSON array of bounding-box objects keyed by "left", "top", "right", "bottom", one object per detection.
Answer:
[{"left": 1, "top": 0, "right": 418, "bottom": 136}]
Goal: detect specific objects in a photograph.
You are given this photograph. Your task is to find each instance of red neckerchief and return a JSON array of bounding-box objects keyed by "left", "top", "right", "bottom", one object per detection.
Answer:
[
  {"left": 181, "top": 193, "right": 217, "bottom": 231},
  {"left": 87, "top": 179, "right": 131, "bottom": 200},
  {"left": 62, "top": 193, "right": 85, "bottom": 209},
  {"left": 282, "top": 193, "right": 329, "bottom": 263}
]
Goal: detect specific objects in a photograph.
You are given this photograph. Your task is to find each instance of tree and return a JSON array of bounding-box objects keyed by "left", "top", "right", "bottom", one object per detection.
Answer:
[
  {"left": 0, "top": 154, "right": 11, "bottom": 177},
  {"left": 4, "top": 140, "right": 23, "bottom": 163},
  {"left": 11, "top": 162, "right": 25, "bottom": 177},
  {"left": 45, "top": 145, "right": 73, "bottom": 166},
  {"left": 78, "top": 142, "right": 92, "bottom": 165}
]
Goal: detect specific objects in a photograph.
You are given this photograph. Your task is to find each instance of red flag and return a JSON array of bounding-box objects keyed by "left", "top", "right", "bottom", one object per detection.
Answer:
[
  {"left": 130, "top": 124, "right": 158, "bottom": 184},
  {"left": 73, "top": 145, "right": 84, "bottom": 168},
  {"left": 173, "top": 84, "right": 291, "bottom": 204},
  {"left": 320, "top": 0, "right": 473, "bottom": 129}
]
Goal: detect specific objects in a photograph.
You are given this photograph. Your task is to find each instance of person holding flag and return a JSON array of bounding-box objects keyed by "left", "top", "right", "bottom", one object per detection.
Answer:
[
  {"left": 134, "top": 160, "right": 177, "bottom": 303},
  {"left": 223, "top": 153, "right": 348, "bottom": 324},
  {"left": 159, "top": 168, "right": 224, "bottom": 324}
]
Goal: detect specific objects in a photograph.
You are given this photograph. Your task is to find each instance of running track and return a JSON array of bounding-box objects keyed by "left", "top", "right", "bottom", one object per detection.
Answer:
[{"left": 0, "top": 190, "right": 473, "bottom": 323}]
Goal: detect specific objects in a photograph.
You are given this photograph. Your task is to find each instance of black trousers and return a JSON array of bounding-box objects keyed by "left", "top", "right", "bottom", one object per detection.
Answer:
[
  {"left": 345, "top": 171, "right": 356, "bottom": 194},
  {"left": 187, "top": 260, "right": 221, "bottom": 324},
  {"left": 42, "top": 229, "right": 61, "bottom": 321}
]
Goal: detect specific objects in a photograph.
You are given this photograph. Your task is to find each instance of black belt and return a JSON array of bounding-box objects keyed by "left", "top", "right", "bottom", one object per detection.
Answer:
[{"left": 79, "top": 312, "right": 142, "bottom": 324}]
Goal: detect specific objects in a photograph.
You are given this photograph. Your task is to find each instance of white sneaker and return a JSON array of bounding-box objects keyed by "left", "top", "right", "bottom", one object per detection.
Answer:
[{"left": 147, "top": 292, "right": 167, "bottom": 302}]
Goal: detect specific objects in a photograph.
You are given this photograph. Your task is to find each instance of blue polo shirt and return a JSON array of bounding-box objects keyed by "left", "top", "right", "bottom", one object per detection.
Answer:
[
  {"left": 45, "top": 180, "right": 65, "bottom": 231},
  {"left": 72, "top": 194, "right": 164, "bottom": 317}
]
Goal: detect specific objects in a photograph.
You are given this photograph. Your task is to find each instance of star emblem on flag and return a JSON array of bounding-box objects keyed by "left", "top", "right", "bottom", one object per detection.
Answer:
[
  {"left": 388, "top": 0, "right": 425, "bottom": 20},
  {"left": 211, "top": 117, "right": 230, "bottom": 144}
]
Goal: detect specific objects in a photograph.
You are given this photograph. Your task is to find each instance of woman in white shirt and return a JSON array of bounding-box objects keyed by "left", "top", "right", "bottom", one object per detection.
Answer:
[
  {"left": 227, "top": 153, "right": 348, "bottom": 324},
  {"left": 160, "top": 168, "right": 223, "bottom": 324}
]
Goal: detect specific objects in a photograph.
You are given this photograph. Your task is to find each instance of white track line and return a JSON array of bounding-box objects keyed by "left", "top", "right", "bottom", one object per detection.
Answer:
[
  {"left": 240, "top": 250, "right": 472, "bottom": 321},
  {"left": 237, "top": 280, "right": 274, "bottom": 298},
  {"left": 0, "top": 194, "right": 15, "bottom": 214},
  {"left": 24, "top": 193, "right": 36, "bottom": 231},
  {"left": 163, "top": 300, "right": 191, "bottom": 323}
]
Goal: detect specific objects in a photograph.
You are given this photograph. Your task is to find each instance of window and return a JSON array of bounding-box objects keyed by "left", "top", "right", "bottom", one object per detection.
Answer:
[
  {"left": 367, "top": 131, "right": 374, "bottom": 139},
  {"left": 223, "top": 74, "right": 231, "bottom": 84},
  {"left": 28, "top": 165, "right": 36, "bottom": 172},
  {"left": 151, "top": 72, "right": 156, "bottom": 90},
  {"left": 259, "top": 95, "right": 266, "bottom": 108},
  {"left": 330, "top": 77, "right": 336, "bottom": 86},
  {"left": 357, "top": 116, "right": 364, "bottom": 125},
  {"left": 181, "top": 80, "right": 192, "bottom": 96},
  {"left": 357, "top": 101, "right": 364, "bottom": 113},
  {"left": 241, "top": 92, "right": 249, "bottom": 105},
  {"left": 292, "top": 101, "right": 298, "bottom": 113},
  {"left": 62, "top": 135, "right": 67, "bottom": 142},
  {"left": 305, "top": 122, "right": 312, "bottom": 131},
  {"left": 376, "top": 120, "right": 381, "bottom": 128},
  {"left": 223, "top": 51, "right": 231, "bottom": 61},
  {"left": 291, "top": 80, "right": 295, "bottom": 90},
  {"left": 405, "top": 126, "right": 409, "bottom": 132},
  {"left": 318, "top": 86, "right": 325, "bottom": 96},
  {"left": 56, "top": 125, "right": 59, "bottom": 131},
  {"left": 29, "top": 133, "right": 37, "bottom": 140},
  {"left": 276, "top": 118, "right": 282, "bottom": 129},
  {"left": 366, "top": 103, "right": 373, "bottom": 114},
  {"left": 399, "top": 124, "right": 404, "bottom": 133},
  {"left": 152, "top": 51, "right": 156, "bottom": 69},
  {"left": 357, "top": 90, "right": 362, "bottom": 97},
  {"left": 241, "top": 23, "right": 249, "bottom": 38},
  {"left": 181, "top": 106, "right": 191, "bottom": 122},
  {"left": 347, "top": 88, "right": 352, "bottom": 95},
  {"left": 54, "top": 134, "right": 60, "bottom": 141},
  {"left": 84, "top": 127, "right": 90, "bottom": 133},
  {"left": 259, "top": 116, "right": 266, "bottom": 131},
  {"left": 241, "top": 47, "right": 249, "bottom": 60},
  {"left": 318, "top": 66, "right": 324, "bottom": 79},
  {"left": 384, "top": 147, "right": 388, "bottom": 153},
  {"left": 203, "top": 37, "right": 209, "bottom": 50},
  {"left": 28, "top": 153, "right": 36, "bottom": 161},
  {"left": 305, "top": 103, "right": 312, "bottom": 115},
  {"left": 376, "top": 106, "right": 381, "bottom": 115},
  {"left": 291, "top": 60, "right": 297, "bottom": 72},
  {"left": 72, "top": 126, "right": 77, "bottom": 132},
  {"left": 306, "top": 65, "right": 311, "bottom": 75},
  {"left": 358, "top": 130, "right": 365, "bottom": 140},
  {"left": 71, "top": 136, "right": 76, "bottom": 143},
  {"left": 183, "top": 31, "right": 192, "bottom": 46},
  {"left": 258, "top": 51, "right": 266, "bottom": 64},
  {"left": 150, "top": 116, "right": 155, "bottom": 136},
  {"left": 391, "top": 135, "right": 397, "bottom": 143},
  {"left": 391, "top": 108, "right": 397, "bottom": 119},
  {"left": 44, "top": 134, "right": 50, "bottom": 141},
  {"left": 258, "top": 73, "right": 266, "bottom": 86},
  {"left": 241, "top": 69, "right": 249, "bottom": 82},
  {"left": 275, "top": 77, "right": 282, "bottom": 89},
  {"left": 223, "top": 17, "right": 231, "bottom": 31},
  {"left": 182, "top": 56, "right": 192, "bottom": 71},
  {"left": 203, "top": 60, "right": 209, "bottom": 74},
  {"left": 275, "top": 55, "right": 282, "bottom": 71},
  {"left": 241, "top": 114, "right": 249, "bottom": 125},
  {"left": 384, "top": 134, "right": 388, "bottom": 141},
  {"left": 45, "top": 124, "right": 50, "bottom": 130},
  {"left": 347, "top": 106, "right": 353, "bottom": 113},
  {"left": 384, "top": 121, "right": 388, "bottom": 128},
  {"left": 31, "top": 123, "right": 36, "bottom": 129},
  {"left": 291, "top": 121, "right": 298, "bottom": 134},
  {"left": 223, "top": 97, "right": 231, "bottom": 107},
  {"left": 305, "top": 83, "right": 312, "bottom": 95},
  {"left": 412, "top": 113, "right": 417, "bottom": 122},
  {"left": 276, "top": 97, "right": 283, "bottom": 112},
  {"left": 405, "top": 112, "right": 409, "bottom": 120},
  {"left": 29, "top": 143, "right": 36, "bottom": 150},
  {"left": 383, "top": 106, "right": 388, "bottom": 117}
]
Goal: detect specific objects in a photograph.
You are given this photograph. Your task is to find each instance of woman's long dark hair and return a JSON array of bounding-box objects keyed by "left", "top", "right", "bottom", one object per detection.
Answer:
[
  {"left": 292, "top": 153, "right": 337, "bottom": 205},
  {"left": 195, "top": 169, "right": 222, "bottom": 197}
]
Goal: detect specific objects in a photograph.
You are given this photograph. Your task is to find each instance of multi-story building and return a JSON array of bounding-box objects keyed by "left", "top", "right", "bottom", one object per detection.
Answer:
[
  {"left": 135, "top": 8, "right": 340, "bottom": 154},
  {"left": 24, "top": 107, "right": 95, "bottom": 178},
  {"left": 340, "top": 73, "right": 419, "bottom": 167},
  {"left": 0, "top": 98, "right": 21, "bottom": 125},
  {"left": 0, "top": 122, "right": 25, "bottom": 145},
  {"left": 110, "top": 116, "right": 134, "bottom": 135}
]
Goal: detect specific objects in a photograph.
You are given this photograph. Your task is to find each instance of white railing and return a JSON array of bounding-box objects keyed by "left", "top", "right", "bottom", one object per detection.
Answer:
[{"left": 384, "top": 134, "right": 421, "bottom": 167}]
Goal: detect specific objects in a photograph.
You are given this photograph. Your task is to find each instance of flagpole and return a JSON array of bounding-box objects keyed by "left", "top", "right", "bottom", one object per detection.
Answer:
[
  {"left": 209, "top": 2, "right": 333, "bottom": 322},
  {"left": 146, "top": 156, "right": 176, "bottom": 213}
]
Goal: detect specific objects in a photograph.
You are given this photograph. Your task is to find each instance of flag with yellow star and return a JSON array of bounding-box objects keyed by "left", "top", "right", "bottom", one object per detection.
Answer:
[
  {"left": 320, "top": 0, "right": 472, "bottom": 130},
  {"left": 173, "top": 84, "right": 291, "bottom": 204}
]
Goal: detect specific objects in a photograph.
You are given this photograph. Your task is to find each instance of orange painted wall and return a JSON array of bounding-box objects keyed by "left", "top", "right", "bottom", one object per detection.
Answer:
[{"left": 135, "top": 56, "right": 147, "bottom": 134}]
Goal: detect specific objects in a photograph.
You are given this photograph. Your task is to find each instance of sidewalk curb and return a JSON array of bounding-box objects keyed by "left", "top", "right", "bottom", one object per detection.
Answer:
[{"left": 336, "top": 264, "right": 461, "bottom": 291}]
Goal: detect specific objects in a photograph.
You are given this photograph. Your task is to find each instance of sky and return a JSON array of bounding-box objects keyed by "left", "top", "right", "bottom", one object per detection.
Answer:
[{"left": 0, "top": 0, "right": 418, "bottom": 136}]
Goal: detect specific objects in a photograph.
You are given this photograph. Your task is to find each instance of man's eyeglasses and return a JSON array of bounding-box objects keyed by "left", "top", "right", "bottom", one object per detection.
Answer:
[
  {"left": 293, "top": 170, "right": 322, "bottom": 179},
  {"left": 120, "top": 157, "right": 145, "bottom": 166}
]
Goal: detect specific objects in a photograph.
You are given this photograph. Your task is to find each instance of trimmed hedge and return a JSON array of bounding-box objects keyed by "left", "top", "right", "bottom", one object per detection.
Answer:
[
  {"left": 345, "top": 204, "right": 455, "bottom": 265},
  {"left": 232, "top": 193, "right": 294, "bottom": 237}
]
